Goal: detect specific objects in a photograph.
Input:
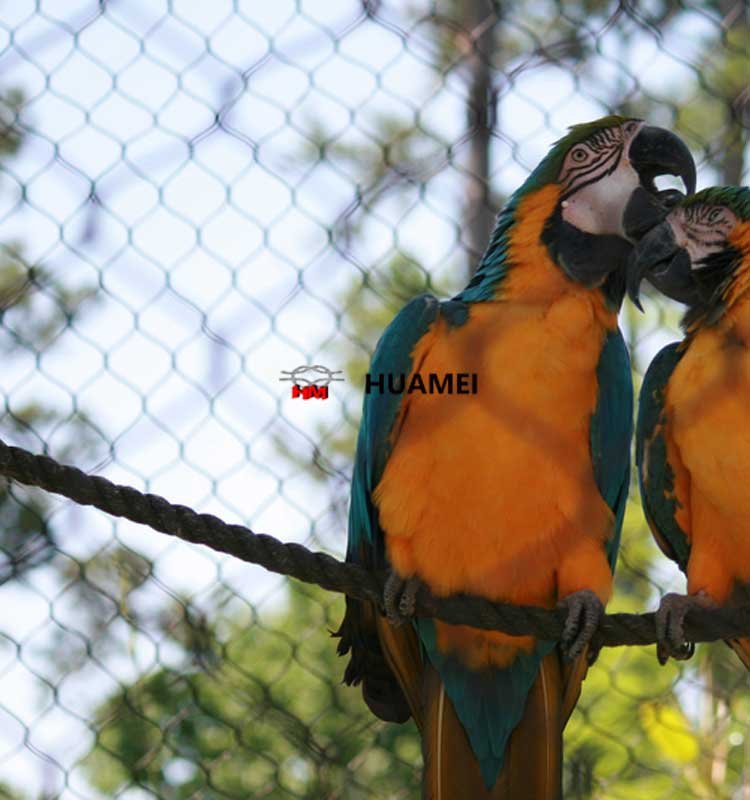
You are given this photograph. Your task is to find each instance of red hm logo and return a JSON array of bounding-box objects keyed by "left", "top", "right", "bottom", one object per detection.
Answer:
[{"left": 291, "top": 385, "right": 329, "bottom": 400}]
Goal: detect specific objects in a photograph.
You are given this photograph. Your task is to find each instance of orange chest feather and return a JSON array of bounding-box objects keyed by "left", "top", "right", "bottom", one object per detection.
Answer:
[
  {"left": 373, "top": 263, "right": 617, "bottom": 614},
  {"left": 666, "top": 303, "right": 750, "bottom": 538}
]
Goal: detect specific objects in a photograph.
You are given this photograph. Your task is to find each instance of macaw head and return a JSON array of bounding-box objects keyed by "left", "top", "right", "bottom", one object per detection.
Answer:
[
  {"left": 627, "top": 186, "right": 750, "bottom": 326},
  {"left": 461, "top": 116, "right": 696, "bottom": 306},
  {"left": 533, "top": 116, "right": 696, "bottom": 296}
]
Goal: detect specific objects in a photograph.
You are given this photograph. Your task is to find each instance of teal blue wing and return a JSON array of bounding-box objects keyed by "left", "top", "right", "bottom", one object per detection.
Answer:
[
  {"left": 591, "top": 327, "right": 635, "bottom": 572},
  {"left": 346, "top": 293, "right": 442, "bottom": 566},
  {"left": 336, "top": 293, "right": 441, "bottom": 721},
  {"left": 635, "top": 342, "right": 690, "bottom": 570}
]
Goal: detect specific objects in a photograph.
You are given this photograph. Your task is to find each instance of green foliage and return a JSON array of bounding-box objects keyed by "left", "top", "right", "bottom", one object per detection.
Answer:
[
  {"left": 0, "top": 780, "right": 30, "bottom": 800},
  {"left": 0, "top": 94, "right": 102, "bottom": 583},
  {"left": 83, "top": 584, "right": 422, "bottom": 800},
  {"left": 564, "top": 505, "right": 750, "bottom": 799},
  {"left": 423, "top": 0, "right": 634, "bottom": 71},
  {"left": 0, "top": 89, "right": 23, "bottom": 158},
  {"left": 673, "top": 24, "right": 749, "bottom": 183},
  {"left": 0, "top": 250, "right": 97, "bottom": 352},
  {"left": 337, "top": 253, "right": 454, "bottom": 386}
]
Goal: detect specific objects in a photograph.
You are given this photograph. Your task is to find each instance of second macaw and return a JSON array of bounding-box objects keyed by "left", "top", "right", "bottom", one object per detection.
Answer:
[
  {"left": 629, "top": 186, "right": 750, "bottom": 666},
  {"left": 337, "top": 116, "right": 696, "bottom": 797}
]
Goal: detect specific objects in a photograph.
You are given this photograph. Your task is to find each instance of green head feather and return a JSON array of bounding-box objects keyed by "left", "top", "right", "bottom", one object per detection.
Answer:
[
  {"left": 522, "top": 115, "right": 637, "bottom": 194},
  {"left": 681, "top": 186, "right": 750, "bottom": 220}
]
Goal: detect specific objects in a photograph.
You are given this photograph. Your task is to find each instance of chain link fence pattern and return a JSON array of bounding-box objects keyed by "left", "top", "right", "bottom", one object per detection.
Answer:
[{"left": 0, "top": 1, "right": 748, "bottom": 798}]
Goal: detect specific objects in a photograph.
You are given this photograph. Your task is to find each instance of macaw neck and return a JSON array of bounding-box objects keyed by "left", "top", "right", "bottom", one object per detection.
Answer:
[
  {"left": 685, "top": 281, "right": 750, "bottom": 347},
  {"left": 456, "top": 184, "right": 617, "bottom": 323},
  {"left": 717, "top": 277, "right": 750, "bottom": 346},
  {"left": 725, "top": 264, "right": 750, "bottom": 317},
  {"left": 456, "top": 184, "right": 561, "bottom": 303},
  {"left": 453, "top": 193, "right": 520, "bottom": 303},
  {"left": 684, "top": 234, "right": 750, "bottom": 336},
  {"left": 723, "top": 225, "right": 750, "bottom": 312},
  {"left": 727, "top": 297, "right": 750, "bottom": 345}
]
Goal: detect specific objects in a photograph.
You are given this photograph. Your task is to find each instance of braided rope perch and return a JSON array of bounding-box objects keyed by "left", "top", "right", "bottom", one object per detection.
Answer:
[{"left": 1, "top": 438, "right": 748, "bottom": 648}]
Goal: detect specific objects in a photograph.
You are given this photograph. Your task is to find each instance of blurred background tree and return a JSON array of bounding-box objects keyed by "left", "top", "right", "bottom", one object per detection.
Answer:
[
  {"left": 0, "top": 80, "right": 177, "bottom": 728},
  {"left": 0, "top": 2, "right": 748, "bottom": 799},
  {"left": 0, "top": 83, "right": 100, "bottom": 580}
]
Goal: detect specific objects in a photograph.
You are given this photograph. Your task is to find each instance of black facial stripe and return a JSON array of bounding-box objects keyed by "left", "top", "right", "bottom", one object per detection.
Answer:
[
  {"left": 559, "top": 151, "right": 597, "bottom": 181},
  {"left": 693, "top": 228, "right": 730, "bottom": 239},
  {"left": 589, "top": 129, "right": 617, "bottom": 150},
  {"left": 685, "top": 205, "right": 729, "bottom": 225},
  {"left": 592, "top": 128, "right": 616, "bottom": 143},
  {"left": 683, "top": 214, "right": 731, "bottom": 248},
  {"left": 561, "top": 149, "right": 618, "bottom": 188},
  {"left": 684, "top": 229, "right": 728, "bottom": 248},
  {"left": 562, "top": 146, "right": 622, "bottom": 197}
]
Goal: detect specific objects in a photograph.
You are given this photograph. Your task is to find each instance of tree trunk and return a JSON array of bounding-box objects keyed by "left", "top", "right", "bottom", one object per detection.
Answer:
[
  {"left": 462, "top": 0, "right": 498, "bottom": 278},
  {"left": 717, "top": 0, "right": 748, "bottom": 185}
]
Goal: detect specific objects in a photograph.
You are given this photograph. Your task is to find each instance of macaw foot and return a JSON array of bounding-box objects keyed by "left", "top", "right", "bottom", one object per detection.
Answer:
[
  {"left": 655, "top": 591, "right": 713, "bottom": 665},
  {"left": 383, "top": 571, "right": 421, "bottom": 627},
  {"left": 557, "top": 590, "right": 605, "bottom": 662}
]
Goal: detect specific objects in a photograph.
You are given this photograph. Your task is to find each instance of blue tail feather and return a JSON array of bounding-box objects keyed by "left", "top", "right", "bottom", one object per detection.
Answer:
[{"left": 415, "top": 618, "right": 555, "bottom": 788}]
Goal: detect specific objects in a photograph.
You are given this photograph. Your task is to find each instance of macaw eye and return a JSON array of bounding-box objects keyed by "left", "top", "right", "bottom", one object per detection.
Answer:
[
  {"left": 707, "top": 208, "right": 723, "bottom": 223},
  {"left": 623, "top": 121, "right": 638, "bottom": 134},
  {"left": 571, "top": 148, "right": 588, "bottom": 162}
]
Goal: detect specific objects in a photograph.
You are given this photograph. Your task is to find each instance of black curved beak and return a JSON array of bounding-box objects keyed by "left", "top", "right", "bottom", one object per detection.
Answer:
[
  {"left": 626, "top": 220, "right": 699, "bottom": 310},
  {"left": 623, "top": 126, "right": 697, "bottom": 311},
  {"left": 623, "top": 186, "right": 684, "bottom": 241},
  {"left": 629, "top": 125, "right": 697, "bottom": 196}
]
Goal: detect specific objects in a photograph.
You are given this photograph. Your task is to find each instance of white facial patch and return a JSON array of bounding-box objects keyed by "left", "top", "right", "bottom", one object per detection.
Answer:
[
  {"left": 668, "top": 204, "right": 738, "bottom": 268},
  {"left": 561, "top": 163, "right": 640, "bottom": 236},
  {"left": 560, "top": 120, "right": 644, "bottom": 237}
]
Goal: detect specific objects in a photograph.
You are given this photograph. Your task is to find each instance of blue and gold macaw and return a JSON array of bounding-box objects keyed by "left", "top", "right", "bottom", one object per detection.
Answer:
[
  {"left": 628, "top": 186, "right": 750, "bottom": 667},
  {"left": 337, "top": 116, "right": 695, "bottom": 797}
]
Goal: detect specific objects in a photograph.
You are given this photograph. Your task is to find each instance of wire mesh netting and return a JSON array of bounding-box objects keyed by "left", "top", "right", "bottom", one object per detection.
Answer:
[{"left": 0, "top": 1, "right": 749, "bottom": 798}]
